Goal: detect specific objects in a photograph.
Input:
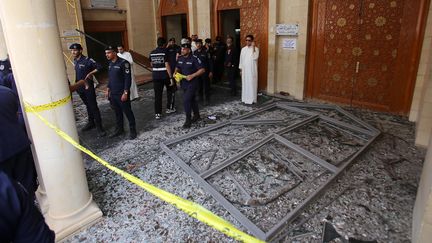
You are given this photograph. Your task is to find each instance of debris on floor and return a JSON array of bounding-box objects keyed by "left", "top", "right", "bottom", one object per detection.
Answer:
[{"left": 65, "top": 85, "right": 426, "bottom": 242}]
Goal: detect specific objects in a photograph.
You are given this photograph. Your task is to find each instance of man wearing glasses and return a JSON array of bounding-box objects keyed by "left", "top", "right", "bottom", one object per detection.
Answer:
[{"left": 239, "top": 34, "right": 259, "bottom": 104}]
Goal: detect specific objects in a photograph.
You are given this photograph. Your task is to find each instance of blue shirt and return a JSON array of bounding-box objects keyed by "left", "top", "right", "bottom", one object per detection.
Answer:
[
  {"left": 108, "top": 58, "right": 132, "bottom": 95},
  {"left": 149, "top": 47, "right": 169, "bottom": 80},
  {"left": 0, "top": 58, "right": 12, "bottom": 80},
  {"left": 73, "top": 55, "right": 101, "bottom": 91},
  {"left": 166, "top": 45, "right": 180, "bottom": 74},
  {"left": 0, "top": 86, "right": 30, "bottom": 163},
  {"left": 0, "top": 171, "right": 55, "bottom": 243},
  {"left": 176, "top": 54, "right": 203, "bottom": 89},
  {"left": 0, "top": 74, "right": 24, "bottom": 126},
  {"left": 193, "top": 48, "right": 213, "bottom": 73}
]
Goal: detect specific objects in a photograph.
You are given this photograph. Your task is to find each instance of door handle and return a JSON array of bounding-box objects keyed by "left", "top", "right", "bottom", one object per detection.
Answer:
[{"left": 355, "top": 61, "right": 360, "bottom": 73}]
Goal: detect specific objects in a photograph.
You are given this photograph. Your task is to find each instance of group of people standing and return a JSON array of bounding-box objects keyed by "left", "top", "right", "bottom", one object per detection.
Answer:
[
  {"left": 149, "top": 34, "right": 260, "bottom": 128},
  {"left": 68, "top": 33, "right": 259, "bottom": 138},
  {"left": 0, "top": 33, "right": 259, "bottom": 241}
]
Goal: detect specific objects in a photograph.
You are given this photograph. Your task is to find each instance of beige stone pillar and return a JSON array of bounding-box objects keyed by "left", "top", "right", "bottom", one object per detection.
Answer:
[
  {"left": 188, "top": 0, "right": 198, "bottom": 35},
  {"left": 413, "top": 136, "right": 432, "bottom": 242},
  {"left": 0, "top": 17, "right": 50, "bottom": 215},
  {"left": 0, "top": 0, "right": 102, "bottom": 241},
  {"left": 0, "top": 20, "right": 7, "bottom": 59},
  {"left": 266, "top": 0, "right": 277, "bottom": 94},
  {"left": 196, "top": 0, "right": 211, "bottom": 39}
]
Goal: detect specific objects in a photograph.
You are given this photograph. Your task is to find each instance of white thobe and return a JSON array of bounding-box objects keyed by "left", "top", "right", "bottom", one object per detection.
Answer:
[
  {"left": 118, "top": 51, "right": 139, "bottom": 100},
  {"left": 239, "top": 46, "right": 259, "bottom": 104}
]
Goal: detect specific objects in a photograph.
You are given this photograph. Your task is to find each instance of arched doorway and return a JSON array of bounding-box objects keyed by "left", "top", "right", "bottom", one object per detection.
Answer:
[
  {"left": 158, "top": 0, "right": 189, "bottom": 39},
  {"left": 213, "top": 0, "right": 269, "bottom": 91}
]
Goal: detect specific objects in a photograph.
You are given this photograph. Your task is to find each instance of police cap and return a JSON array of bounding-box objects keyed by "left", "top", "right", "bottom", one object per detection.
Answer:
[
  {"left": 181, "top": 43, "right": 191, "bottom": 49},
  {"left": 105, "top": 45, "right": 117, "bottom": 52},
  {"left": 69, "top": 43, "right": 83, "bottom": 50}
]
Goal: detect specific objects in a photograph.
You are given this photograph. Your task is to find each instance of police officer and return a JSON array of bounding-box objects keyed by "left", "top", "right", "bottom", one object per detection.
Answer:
[
  {"left": 193, "top": 39, "right": 213, "bottom": 105},
  {"left": 105, "top": 45, "right": 137, "bottom": 139},
  {"left": 69, "top": 43, "right": 106, "bottom": 137},
  {"left": 166, "top": 37, "right": 181, "bottom": 113},
  {"left": 0, "top": 86, "right": 37, "bottom": 199},
  {"left": 0, "top": 57, "right": 12, "bottom": 80},
  {"left": 0, "top": 171, "right": 55, "bottom": 242},
  {"left": 150, "top": 37, "right": 174, "bottom": 119},
  {"left": 0, "top": 73, "right": 25, "bottom": 127},
  {"left": 175, "top": 43, "right": 205, "bottom": 128}
]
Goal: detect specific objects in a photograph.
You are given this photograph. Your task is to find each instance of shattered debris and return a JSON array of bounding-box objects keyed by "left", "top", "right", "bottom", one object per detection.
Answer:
[{"left": 65, "top": 85, "right": 426, "bottom": 242}]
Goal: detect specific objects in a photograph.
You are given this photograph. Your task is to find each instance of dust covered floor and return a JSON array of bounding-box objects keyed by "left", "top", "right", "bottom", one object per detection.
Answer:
[{"left": 65, "top": 84, "right": 426, "bottom": 242}]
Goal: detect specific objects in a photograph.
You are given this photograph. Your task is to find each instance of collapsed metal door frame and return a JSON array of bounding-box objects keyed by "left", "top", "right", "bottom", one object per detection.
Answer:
[{"left": 160, "top": 102, "right": 380, "bottom": 241}]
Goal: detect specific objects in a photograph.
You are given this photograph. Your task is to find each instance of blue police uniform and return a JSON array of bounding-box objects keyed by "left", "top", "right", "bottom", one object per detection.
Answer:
[
  {"left": 176, "top": 53, "right": 203, "bottom": 123},
  {"left": 0, "top": 73, "right": 25, "bottom": 126},
  {"left": 0, "top": 171, "right": 55, "bottom": 243},
  {"left": 193, "top": 47, "right": 213, "bottom": 103},
  {"left": 73, "top": 55, "right": 104, "bottom": 129},
  {"left": 150, "top": 47, "right": 175, "bottom": 114},
  {"left": 0, "top": 86, "right": 37, "bottom": 198},
  {"left": 166, "top": 44, "right": 181, "bottom": 75},
  {"left": 0, "top": 58, "right": 12, "bottom": 80},
  {"left": 108, "top": 57, "right": 136, "bottom": 133}
]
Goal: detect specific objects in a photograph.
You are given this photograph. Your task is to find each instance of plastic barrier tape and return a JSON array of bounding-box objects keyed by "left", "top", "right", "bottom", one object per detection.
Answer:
[
  {"left": 25, "top": 95, "right": 72, "bottom": 113},
  {"left": 174, "top": 72, "right": 187, "bottom": 83},
  {"left": 24, "top": 101, "right": 264, "bottom": 243}
]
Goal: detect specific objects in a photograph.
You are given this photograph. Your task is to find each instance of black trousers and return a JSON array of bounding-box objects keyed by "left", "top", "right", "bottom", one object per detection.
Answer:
[
  {"left": 77, "top": 85, "right": 102, "bottom": 125},
  {"left": 109, "top": 94, "right": 136, "bottom": 129},
  {"left": 213, "top": 61, "right": 225, "bottom": 83},
  {"left": 226, "top": 66, "right": 237, "bottom": 95},
  {"left": 198, "top": 73, "right": 211, "bottom": 101},
  {"left": 0, "top": 148, "right": 37, "bottom": 199},
  {"left": 182, "top": 80, "right": 199, "bottom": 119},
  {"left": 153, "top": 78, "right": 176, "bottom": 114}
]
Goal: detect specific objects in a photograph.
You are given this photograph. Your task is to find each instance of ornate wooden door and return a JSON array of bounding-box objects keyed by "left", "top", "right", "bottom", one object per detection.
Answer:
[
  {"left": 307, "top": 0, "right": 429, "bottom": 113},
  {"left": 310, "top": 0, "right": 361, "bottom": 104},
  {"left": 353, "top": 0, "right": 405, "bottom": 110}
]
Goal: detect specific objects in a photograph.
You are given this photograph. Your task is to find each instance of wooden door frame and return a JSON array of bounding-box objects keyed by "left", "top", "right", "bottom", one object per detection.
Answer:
[
  {"left": 158, "top": 0, "right": 190, "bottom": 38},
  {"left": 305, "top": 0, "right": 431, "bottom": 114},
  {"left": 213, "top": 0, "right": 269, "bottom": 91},
  {"left": 83, "top": 20, "right": 129, "bottom": 49}
]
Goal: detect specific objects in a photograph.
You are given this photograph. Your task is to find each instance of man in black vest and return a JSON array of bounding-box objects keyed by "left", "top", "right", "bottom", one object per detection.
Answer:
[{"left": 149, "top": 37, "right": 174, "bottom": 119}]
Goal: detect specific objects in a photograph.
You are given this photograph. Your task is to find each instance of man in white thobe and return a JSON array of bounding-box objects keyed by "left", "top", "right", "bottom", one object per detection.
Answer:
[
  {"left": 239, "top": 35, "right": 259, "bottom": 104},
  {"left": 117, "top": 45, "right": 139, "bottom": 100}
]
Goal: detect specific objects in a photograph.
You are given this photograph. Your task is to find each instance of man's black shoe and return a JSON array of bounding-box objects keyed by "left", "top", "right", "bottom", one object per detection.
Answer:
[
  {"left": 109, "top": 128, "right": 124, "bottom": 138},
  {"left": 191, "top": 115, "right": 201, "bottom": 123},
  {"left": 182, "top": 120, "right": 191, "bottom": 129},
  {"left": 81, "top": 122, "right": 95, "bottom": 132},
  {"left": 129, "top": 128, "right": 137, "bottom": 140},
  {"left": 96, "top": 126, "right": 107, "bottom": 137}
]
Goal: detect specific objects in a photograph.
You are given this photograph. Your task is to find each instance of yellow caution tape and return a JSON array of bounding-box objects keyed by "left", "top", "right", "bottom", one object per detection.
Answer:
[
  {"left": 174, "top": 72, "right": 187, "bottom": 83},
  {"left": 24, "top": 100, "right": 265, "bottom": 243},
  {"left": 24, "top": 95, "right": 72, "bottom": 113}
]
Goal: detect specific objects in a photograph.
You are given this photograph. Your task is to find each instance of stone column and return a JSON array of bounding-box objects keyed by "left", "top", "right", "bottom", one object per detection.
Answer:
[{"left": 0, "top": 0, "right": 102, "bottom": 241}]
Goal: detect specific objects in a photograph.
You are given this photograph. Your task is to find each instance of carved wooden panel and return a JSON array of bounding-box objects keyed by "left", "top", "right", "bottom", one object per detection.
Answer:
[
  {"left": 308, "top": 0, "right": 429, "bottom": 113},
  {"left": 159, "top": 0, "right": 188, "bottom": 16},
  {"left": 353, "top": 0, "right": 405, "bottom": 110},
  {"left": 216, "top": 0, "right": 268, "bottom": 90},
  {"left": 312, "top": 0, "right": 361, "bottom": 103}
]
